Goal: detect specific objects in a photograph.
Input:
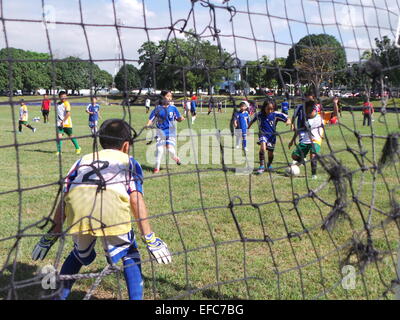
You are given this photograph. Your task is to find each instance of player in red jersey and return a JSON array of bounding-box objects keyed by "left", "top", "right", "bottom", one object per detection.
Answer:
[{"left": 41, "top": 94, "right": 51, "bottom": 123}]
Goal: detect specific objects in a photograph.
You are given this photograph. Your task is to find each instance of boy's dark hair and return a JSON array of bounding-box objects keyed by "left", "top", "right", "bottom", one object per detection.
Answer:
[
  {"left": 59, "top": 91, "right": 66, "bottom": 97},
  {"left": 98, "top": 119, "right": 134, "bottom": 149},
  {"left": 305, "top": 100, "right": 315, "bottom": 113}
]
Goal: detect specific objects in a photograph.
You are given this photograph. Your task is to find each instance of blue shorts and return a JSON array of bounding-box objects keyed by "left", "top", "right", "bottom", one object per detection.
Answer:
[
  {"left": 259, "top": 135, "right": 276, "bottom": 151},
  {"left": 72, "top": 230, "right": 140, "bottom": 265}
]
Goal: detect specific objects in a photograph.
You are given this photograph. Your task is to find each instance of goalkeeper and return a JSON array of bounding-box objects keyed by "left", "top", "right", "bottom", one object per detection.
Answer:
[{"left": 31, "top": 119, "right": 172, "bottom": 300}]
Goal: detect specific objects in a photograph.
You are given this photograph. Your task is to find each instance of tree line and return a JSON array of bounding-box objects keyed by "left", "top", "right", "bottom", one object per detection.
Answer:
[{"left": 0, "top": 33, "right": 398, "bottom": 96}]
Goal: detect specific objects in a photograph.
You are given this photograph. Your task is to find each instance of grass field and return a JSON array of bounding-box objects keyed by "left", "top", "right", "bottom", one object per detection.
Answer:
[{"left": 0, "top": 101, "right": 399, "bottom": 300}]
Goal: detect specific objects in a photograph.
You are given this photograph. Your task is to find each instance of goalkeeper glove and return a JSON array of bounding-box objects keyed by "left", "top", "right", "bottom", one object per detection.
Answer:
[
  {"left": 144, "top": 232, "right": 172, "bottom": 264},
  {"left": 31, "top": 234, "right": 59, "bottom": 261}
]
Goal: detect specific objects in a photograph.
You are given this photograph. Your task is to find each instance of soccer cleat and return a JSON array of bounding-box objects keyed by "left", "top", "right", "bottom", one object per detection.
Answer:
[
  {"left": 55, "top": 151, "right": 60, "bottom": 155},
  {"left": 267, "top": 165, "right": 273, "bottom": 171},
  {"left": 173, "top": 157, "right": 181, "bottom": 165},
  {"left": 256, "top": 166, "right": 265, "bottom": 174},
  {"left": 32, "top": 128, "right": 37, "bottom": 133},
  {"left": 153, "top": 168, "right": 160, "bottom": 174},
  {"left": 75, "top": 148, "right": 81, "bottom": 155}
]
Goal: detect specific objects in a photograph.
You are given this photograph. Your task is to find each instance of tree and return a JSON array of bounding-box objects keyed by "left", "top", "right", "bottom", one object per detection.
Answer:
[
  {"left": 371, "top": 36, "right": 400, "bottom": 87},
  {"left": 0, "top": 48, "right": 52, "bottom": 92},
  {"left": 285, "top": 34, "right": 347, "bottom": 93},
  {"left": 138, "top": 33, "right": 234, "bottom": 93},
  {"left": 114, "top": 64, "right": 141, "bottom": 92},
  {"left": 294, "top": 47, "right": 337, "bottom": 95}
]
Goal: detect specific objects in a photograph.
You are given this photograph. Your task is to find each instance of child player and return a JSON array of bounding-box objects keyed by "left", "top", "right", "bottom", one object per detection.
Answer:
[
  {"left": 288, "top": 100, "right": 324, "bottom": 180},
  {"left": 56, "top": 91, "right": 81, "bottom": 155},
  {"left": 281, "top": 98, "right": 289, "bottom": 115},
  {"left": 31, "top": 119, "right": 171, "bottom": 300},
  {"left": 249, "top": 100, "right": 291, "bottom": 174},
  {"left": 41, "top": 94, "right": 51, "bottom": 123},
  {"left": 190, "top": 94, "right": 197, "bottom": 125},
  {"left": 86, "top": 96, "right": 101, "bottom": 135},
  {"left": 18, "top": 99, "right": 36, "bottom": 133},
  {"left": 146, "top": 90, "right": 185, "bottom": 173},
  {"left": 234, "top": 101, "right": 250, "bottom": 151}
]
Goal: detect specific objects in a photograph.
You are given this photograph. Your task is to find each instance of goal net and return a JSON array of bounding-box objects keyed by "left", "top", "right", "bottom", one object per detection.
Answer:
[{"left": 0, "top": 0, "right": 399, "bottom": 300}]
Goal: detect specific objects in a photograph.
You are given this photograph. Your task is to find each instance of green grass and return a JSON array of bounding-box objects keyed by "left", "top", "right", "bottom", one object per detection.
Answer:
[{"left": 0, "top": 102, "right": 399, "bottom": 300}]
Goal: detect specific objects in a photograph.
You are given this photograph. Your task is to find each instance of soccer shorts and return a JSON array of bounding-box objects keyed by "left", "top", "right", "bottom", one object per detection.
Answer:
[
  {"left": 57, "top": 126, "right": 73, "bottom": 136},
  {"left": 156, "top": 135, "right": 176, "bottom": 147},
  {"left": 72, "top": 229, "right": 141, "bottom": 265},
  {"left": 19, "top": 121, "right": 28, "bottom": 125},
  {"left": 235, "top": 128, "right": 247, "bottom": 139},
  {"left": 259, "top": 135, "right": 276, "bottom": 151},
  {"left": 89, "top": 120, "right": 98, "bottom": 129},
  {"left": 42, "top": 110, "right": 49, "bottom": 116},
  {"left": 292, "top": 142, "right": 321, "bottom": 159}
]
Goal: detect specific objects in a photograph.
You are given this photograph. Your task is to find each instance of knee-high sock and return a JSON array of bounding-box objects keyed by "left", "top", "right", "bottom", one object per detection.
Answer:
[
  {"left": 123, "top": 257, "right": 143, "bottom": 300},
  {"left": 59, "top": 252, "right": 83, "bottom": 300},
  {"left": 259, "top": 150, "right": 265, "bottom": 167},
  {"left": 155, "top": 144, "right": 164, "bottom": 170},
  {"left": 311, "top": 157, "right": 317, "bottom": 175},
  {"left": 71, "top": 138, "right": 80, "bottom": 149},
  {"left": 57, "top": 140, "right": 63, "bottom": 152},
  {"left": 18, "top": 124, "right": 22, "bottom": 132},
  {"left": 267, "top": 152, "right": 274, "bottom": 167}
]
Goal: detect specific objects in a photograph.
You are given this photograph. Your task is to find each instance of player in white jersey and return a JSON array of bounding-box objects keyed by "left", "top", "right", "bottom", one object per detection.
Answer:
[
  {"left": 18, "top": 99, "right": 36, "bottom": 133},
  {"left": 145, "top": 98, "right": 151, "bottom": 113},
  {"left": 289, "top": 100, "right": 324, "bottom": 179},
  {"left": 31, "top": 119, "right": 171, "bottom": 300}
]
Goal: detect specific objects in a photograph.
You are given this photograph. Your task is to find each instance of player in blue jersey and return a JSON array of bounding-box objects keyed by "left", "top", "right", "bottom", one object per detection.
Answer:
[
  {"left": 249, "top": 100, "right": 291, "bottom": 174},
  {"left": 86, "top": 96, "right": 101, "bottom": 134},
  {"left": 31, "top": 119, "right": 172, "bottom": 300},
  {"left": 146, "top": 90, "right": 185, "bottom": 173},
  {"left": 291, "top": 93, "right": 314, "bottom": 132},
  {"left": 281, "top": 98, "right": 289, "bottom": 115},
  {"left": 234, "top": 101, "right": 250, "bottom": 151}
]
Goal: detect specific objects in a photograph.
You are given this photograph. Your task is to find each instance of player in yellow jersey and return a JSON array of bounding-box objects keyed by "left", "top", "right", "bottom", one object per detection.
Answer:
[
  {"left": 56, "top": 91, "right": 81, "bottom": 155},
  {"left": 18, "top": 99, "right": 36, "bottom": 133},
  {"left": 31, "top": 119, "right": 171, "bottom": 300}
]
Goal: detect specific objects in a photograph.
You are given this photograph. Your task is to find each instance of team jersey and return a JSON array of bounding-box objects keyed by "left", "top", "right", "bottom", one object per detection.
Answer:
[
  {"left": 299, "top": 114, "right": 324, "bottom": 145},
  {"left": 42, "top": 99, "right": 51, "bottom": 111},
  {"left": 145, "top": 99, "right": 151, "bottom": 108},
  {"left": 363, "top": 102, "right": 374, "bottom": 114},
  {"left": 149, "top": 105, "right": 181, "bottom": 137},
  {"left": 235, "top": 110, "right": 250, "bottom": 130},
  {"left": 253, "top": 111, "right": 288, "bottom": 137},
  {"left": 281, "top": 101, "right": 289, "bottom": 113},
  {"left": 86, "top": 103, "right": 100, "bottom": 121},
  {"left": 63, "top": 149, "right": 143, "bottom": 236},
  {"left": 56, "top": 100, "right": 72, "bottom": 128},
  {"left": 19, "top": 104, "right": 28, "bottom": 121}
]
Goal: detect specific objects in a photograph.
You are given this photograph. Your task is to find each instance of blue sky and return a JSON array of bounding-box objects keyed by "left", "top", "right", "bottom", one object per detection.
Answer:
[{"left": 0, "top": 0, "right": 398, "bottom": 74}]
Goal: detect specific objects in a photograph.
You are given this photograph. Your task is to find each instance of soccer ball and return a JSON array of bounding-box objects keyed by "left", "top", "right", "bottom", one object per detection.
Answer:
[
  {"left": 286, "top": 164, "right": 300, "bottom": 176},
  {"left": 32, "top": 117, "right": 40, "bottom": 122}
]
